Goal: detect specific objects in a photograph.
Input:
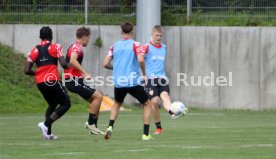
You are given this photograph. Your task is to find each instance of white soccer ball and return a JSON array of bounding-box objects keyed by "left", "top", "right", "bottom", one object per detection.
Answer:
[{"left": 171, "top": 101, "right": 188, "bottom": 115}]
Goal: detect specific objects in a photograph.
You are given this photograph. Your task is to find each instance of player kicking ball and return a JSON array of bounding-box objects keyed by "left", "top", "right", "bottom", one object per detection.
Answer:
[
  {"left": 24, "top": 26, "right": 71, "bottom": 140},
  {"left": 64, "top": 26, "right": 104, "bottom": 135},
  {"left": 102, "top": 22, "right": 153, "bottom": 141},
  {"left": 139, "top": 25, "right": 184, "bottom": 135}
]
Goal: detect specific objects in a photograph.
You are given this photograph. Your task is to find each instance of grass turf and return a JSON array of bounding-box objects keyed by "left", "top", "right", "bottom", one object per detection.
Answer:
[{"left": 1, "top": 109, "right": 276, "bottom": 159}]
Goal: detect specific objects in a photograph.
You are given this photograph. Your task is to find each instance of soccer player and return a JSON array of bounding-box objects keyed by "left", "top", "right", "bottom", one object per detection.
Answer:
[
  {"left": 102, "top": 22, "right": 153, "bottom": 141},
  {"left": 140, "top": 25, "right": 184, "bottom": 135},
  {"left": 64, "top": 26, "right": 104, "bottom": 135},
  {"left": 24, "top": 26, "right": 71, "bottom": 140}
]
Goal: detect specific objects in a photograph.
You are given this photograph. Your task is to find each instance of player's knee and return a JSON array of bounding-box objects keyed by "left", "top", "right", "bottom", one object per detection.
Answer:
[
  {"left": 160, "top": 91, "right": 170, "bottom": 99},
  {"left": 151, "top": 97, "right": 159, "bottom": 107},
  {"left": 114, "top": 101, "right": 122, "bottom": 106},
  {"left": 92, "top": 91, "right": 103, "bottom": 101},
  {"left": 143, "top": 100, "right": 152, "bottom": 108}
]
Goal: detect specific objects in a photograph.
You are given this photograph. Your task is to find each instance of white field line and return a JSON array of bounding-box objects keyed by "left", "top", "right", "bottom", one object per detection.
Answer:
[
  {"left": 241, "top": 144, "right": 273, "bottom": 148},
  {"left": 146, "top": 144, "right": 274, "bottom": 149},
  {"left": 145, "top": 144, "right": 217, "bottom": 149},
  {"left": 48, "top": 152, "right": 86, "bottom": 155},
  {"left": 114, "top": 149, "right": 150, "bottom": 152},
  {"left": 0, "top": 142, "right": 52, "bottom": 146}
]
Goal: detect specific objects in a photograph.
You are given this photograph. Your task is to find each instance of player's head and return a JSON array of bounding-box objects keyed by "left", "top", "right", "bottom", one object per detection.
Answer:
[
  {"left": 76, "top": 26, "right": 91, "bottom": 47},
  {"left": 39, "top": 26, "right": 53, "bottom": 42},
  {"left": 151, "top": 25, "right": 163, "bottom": 45},
  {"left": 121, "top": 22, "right": 133, "bottom": 36}
]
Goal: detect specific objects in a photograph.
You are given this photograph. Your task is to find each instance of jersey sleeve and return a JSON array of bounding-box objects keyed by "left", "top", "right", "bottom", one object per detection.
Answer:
[
  {"left": 136, "top": 44, "right": 149, "bottom": 56},
  {"left": 27, "top": 47, "right": 39, "bottom": 63},
  {"left": 70, "top": 44, "right": 82, "bottom": 57},
  {"left": 107, "top": 45, "right": 114, "bottom": 57},
  {"left": 55, "top": 44, "right": 64, "bottom": 58},
  {"left": 133, "top": 42, "right": 141, "bottom": 55},
  {"left": 49, "top": 43, "right": 64, "bottom": 58}
]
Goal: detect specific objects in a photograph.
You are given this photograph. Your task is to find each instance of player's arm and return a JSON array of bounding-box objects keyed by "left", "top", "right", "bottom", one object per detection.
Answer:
[
  {"left": 70, "top": 53, "right": 91, "bottom": 78},
  {"left": 102, "top": 56, "right": 113, "bottom": 70},
  {"left": 59, "top": 57, "right": 70, "bottom": 69},
  {"left": 136, "top": 43, "right": 148, "bottom": 77},
  {"left": 55, "top": 44, "right": 71, "bottom": 69},
  {"left": 103, "top": 45, "right": 114, "bottom": 70},
  {"left": 137, "top": 54, "right": 146, "bottom": 76},
  {"left": 24, "top": 48, "right": 37, "bottom": 76},
  {"left": 24, "top": 61, "right": 35, "bottom": 75}
]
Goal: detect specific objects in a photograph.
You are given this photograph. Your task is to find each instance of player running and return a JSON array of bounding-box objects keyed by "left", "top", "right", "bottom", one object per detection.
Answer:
[
  {"left": 102, "top": 22, "right": 153, "bottom": 141},
  {"left": 140, "top": 25, "right": 184, "bottom": 135},
  {"left": 64, "top": 26, "right": 104, "bottom": 135},
  {"left": 24, "top": 26, "right": 71, "bottom": 140}
]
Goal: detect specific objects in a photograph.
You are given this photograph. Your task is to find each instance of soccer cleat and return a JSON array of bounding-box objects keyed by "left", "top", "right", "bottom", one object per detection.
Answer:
[
  {"left": 84, "top": 122, "right": 104, "bottom": 135},
  {"left": 43, "top": 134, "right": 58, "bottom": 140},
  {"left": 48, "top": 134, "right": 58, "bottom": 140},
  {"left": 104, "top": 126, "right": 113, "bottom": 140},
  {"left": 142, "top": 134, "right": 154, "bottom": 141},
  {"left": 153, "top": 128, "right": 162, "bottom": 135},
  {"left": 38, "top": 122, "right": 48, "bottom": 139}
]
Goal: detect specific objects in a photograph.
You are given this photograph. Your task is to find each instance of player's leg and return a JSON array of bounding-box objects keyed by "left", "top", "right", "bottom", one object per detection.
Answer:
[
  {"left": 104, "top": 88, "right": 127, "bottom": 140},
  {"left": 75, "top": 78, "right": 104, "bottom": 134},
  {"left": 160, "top": 91, "right": 172, "bottom": 112},
  {"left": 146, "top": 78, "right": 162, "bottom": 134},
  {"left": 44, "top": 102, "right": 58, "bottom": 135},
  {"left": 128, "top": 86, "right": 153, "bottom": 140},
  {"left": 142, "top": 99, "right": 153, "bottom": 140},
  {"left": 159, "top": 78, "right": 183, "bottom": 119},
  {"left": 87, "top": 90, "right": 103, "bottom": 127},
  {"left": 50, "top": 81, "right": 71, "bottom": 122},
  {"left": 158, "top": 78, "right": 172, "bottom": 112},
  {"left": 37, "top": 81, "right": 71, "bottom": 139},
  {"left": 151, "top": 96, "right": 163, "bottom": 134},
  {"left": 65, "top": 77, "right": 103, "bottom": 134}
]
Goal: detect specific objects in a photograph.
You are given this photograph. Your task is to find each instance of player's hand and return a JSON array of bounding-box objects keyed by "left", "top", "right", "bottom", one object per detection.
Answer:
[
  {"left": 83, "top": 72, "right": 92, "bottom": 80},
  {"left": 141, "top": 75, "right": 147, "bottom": 85}
]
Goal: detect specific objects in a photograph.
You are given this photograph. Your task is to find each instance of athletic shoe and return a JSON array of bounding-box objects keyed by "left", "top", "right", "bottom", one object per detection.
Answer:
[
  {"left": 142, "top": 134, "right": 154, "bottom": 141},
  {"left": 84, "top": 122, "right": 104, "bottom": 135},
  {"left": 104, "top": 126, "right": 113, "bottom": 140},
  {"left": 47, "top": 134, "right": 58, "bottom": 140},
  {"left": 38, "top": 122, "right": 48, "bottom": 139},
  {"left": 153, "top": 128, "right": 162, "bottom": 134}
]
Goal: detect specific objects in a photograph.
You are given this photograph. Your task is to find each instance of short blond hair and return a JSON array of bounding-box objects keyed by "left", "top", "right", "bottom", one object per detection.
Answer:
[{"left": 152, "top": 25, "right": 163, "bottom": 33}]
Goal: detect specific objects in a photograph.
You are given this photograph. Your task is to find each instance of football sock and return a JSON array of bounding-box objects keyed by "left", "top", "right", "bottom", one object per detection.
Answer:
[
  {"left": 155, "top": 122, "right": 162, "bottom": 129},
  {"left": 143, "top": 124, "right": 150, "bottom": 135},
  {"left": 108, "top": 120, "right": 115, "bottom": 127},
  {"left": 44, "top": 118, "right": 53, "bottom": 135},
  {"left": 169, "top": 110, "right": 174, "bottom": 115},
  {"left": 88, "top": 113, "right": 97, "bottom": 125}
]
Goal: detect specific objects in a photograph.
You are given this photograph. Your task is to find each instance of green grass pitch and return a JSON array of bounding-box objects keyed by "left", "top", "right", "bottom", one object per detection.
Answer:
[{"left": 1, "top": 109, "right": 276, "bottom": 159}]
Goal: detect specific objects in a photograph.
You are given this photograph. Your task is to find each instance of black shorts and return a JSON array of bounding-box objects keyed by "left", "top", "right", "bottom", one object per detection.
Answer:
[
  {"left": 37, "top": 81, "right": 70, "bottom": 106},
  {"left": 114, "top": 85, "right": 149, "bottom": 104},
  {"left": 145, "top": 78, "right": 170, "bottom": 99},
  {"left": 65, "top": 77, "right": 95, "bottom": 100}
]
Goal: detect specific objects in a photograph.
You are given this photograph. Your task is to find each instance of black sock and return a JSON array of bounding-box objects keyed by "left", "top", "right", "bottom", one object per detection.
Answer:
[
  {"left": 44, "top": 118, "right": 53, "bottom": 135},
  {"left": 44, "top": 118, "right": 52, "bottom": 128},
  {"left": 88, "top": 113, "right": 97, "bottom": 125},
  {"left": 47, "top": 125, "right": 52, "bottom": 135},
  {"left": 143, "top": 124, "right": 150, "bottom": 136},
  {"left": 108, "top": 120, "right": 115, "bottom": 127},
  {"left": 155, "top": 122, "right": 162, "bottom": 129},
  {"left": 95, "top": 118, "right": 98, "bottom": 127},
  {"left": 169, "top": 110, "right": 174, "bottom": 115}
]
